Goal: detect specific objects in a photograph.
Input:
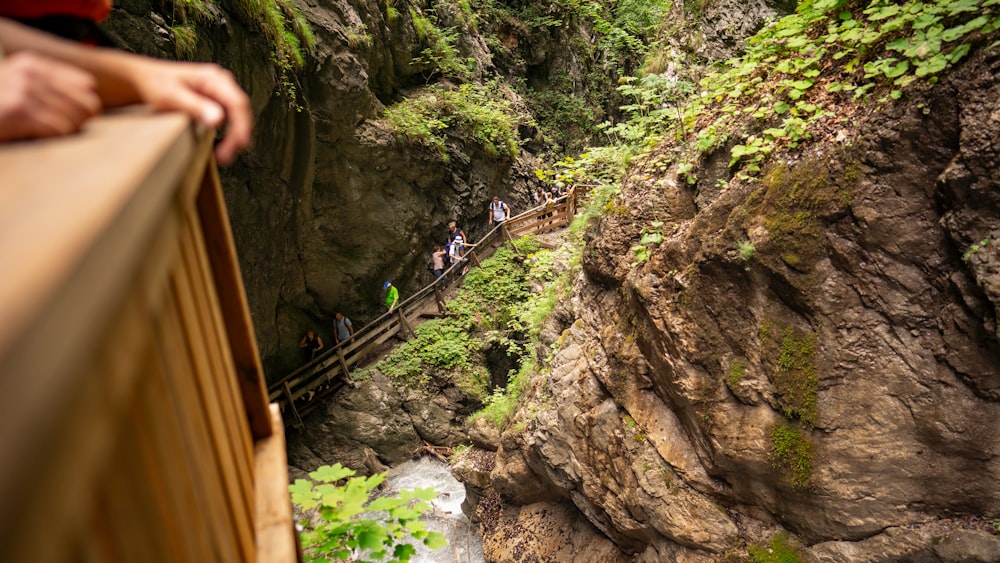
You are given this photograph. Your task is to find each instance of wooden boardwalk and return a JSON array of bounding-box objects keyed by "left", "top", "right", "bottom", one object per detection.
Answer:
[{"left": 267, "top": 194, "right": 578, "bottom": 426}]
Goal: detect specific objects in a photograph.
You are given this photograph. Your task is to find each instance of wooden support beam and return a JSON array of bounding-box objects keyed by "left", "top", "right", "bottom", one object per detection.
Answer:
[
  {"left": 433, "top": 284, "right": 448, "bottom": 316},
  {"left": 397, "top": 309, "right": 415, "bottom": 340},
  {"left": 282, "top": 382, "right": 303, "bottom": 428},
  {"left": 336, "top": 348, "right": 352, "bottom": 384}
]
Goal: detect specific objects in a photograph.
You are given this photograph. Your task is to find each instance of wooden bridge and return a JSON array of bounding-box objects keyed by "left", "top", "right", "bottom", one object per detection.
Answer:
[
  {"left": 267, "top": 192, "right": 579, "bottom": 426},
  {"left": 0, "top": 111, "right": 299, "bottom": 562}
]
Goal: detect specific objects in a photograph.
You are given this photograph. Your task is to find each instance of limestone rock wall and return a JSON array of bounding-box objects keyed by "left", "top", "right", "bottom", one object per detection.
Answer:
[
  {"left": 106, "top": 0, "right": 544, "bottom": 377},
  {"left": 484, "top": 48, "right": 1000, "bottom": 560}
]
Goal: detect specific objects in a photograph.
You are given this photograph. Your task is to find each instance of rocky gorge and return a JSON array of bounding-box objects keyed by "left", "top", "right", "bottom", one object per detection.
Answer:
[{"left": 105, "top": 0, "right": 1000, "bottom": 561}]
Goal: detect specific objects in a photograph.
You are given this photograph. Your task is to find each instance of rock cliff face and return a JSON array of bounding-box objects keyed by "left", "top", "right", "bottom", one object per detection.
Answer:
[
  {"left": 107, "top": 0, "right": 545, "bottom": 377},
  {"left": 105, "top": 1, "right": 1000, "bottom": 560},
  {"left": 480, "top": 48, "right": 1000, "bottom": 561}
]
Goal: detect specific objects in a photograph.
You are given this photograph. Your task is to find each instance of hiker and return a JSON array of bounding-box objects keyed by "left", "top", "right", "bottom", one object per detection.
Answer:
[
  {"left": 0, "top": 17, "right": 251, "bottom": 164},
  {"left": 431, "top": 245, "right": 447, "bottom": 281},
  {"left": 543, "top": 190, "right": 555, "bottom": 218},
  {"left": 488, "top": 195, "right": 510, "bottom": 226},
  {"left": 333, "top": 312, "right": 354, "bottom": 345},
  {"left": 531, "top": 188, "right": 543, "bottom": 207},
  {"left": 383, "top": 281, "right": 399, "bottom": 314},
  {"left": 447, "top": 221, "right": 467, "bottom": 247},
  {"left": 298, "top": 328, "right": 323, "bottom": 362},
  {"left": 448, "top": 235, "right": 464, "bottom": 265},
  {"left": 447, "top": 221, "right": 469, "bottom": 264},
  {"left": 449, "top": 235, "right": 478, "bottom": 275}
]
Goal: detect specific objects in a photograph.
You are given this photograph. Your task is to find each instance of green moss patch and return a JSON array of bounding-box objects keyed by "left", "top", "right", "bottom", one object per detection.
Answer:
[
  {"left": 770, "top": 422, "right": 813, "bottom": 489},
  {"left": 774, "top": 326, "right": 818, "bottom": 425},
  {"left": 748, "top": 531, "right": 805, "bottom": 563},
  {"left": 749, "top": 157, "right": 855, "bottom": 271},
  {"left": 725, "top": 359, "right": 746, "bottom": 392}
]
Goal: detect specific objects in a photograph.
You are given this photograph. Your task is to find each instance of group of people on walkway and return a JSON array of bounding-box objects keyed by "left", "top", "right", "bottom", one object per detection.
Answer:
[
  {"left": 298, "top": 311, "right": 355, "bottom": 363},
  {"left": 298, "top": 195, "right": 514, "bottom": 365},
  {"left": 430, "top": 195, "right": 511, "bottom": 282}
]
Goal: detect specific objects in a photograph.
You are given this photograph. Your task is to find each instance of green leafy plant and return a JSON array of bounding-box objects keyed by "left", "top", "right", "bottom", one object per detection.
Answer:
[
  {"left": 290, "top": 464, "right": 448, "bottom": 562},
  {"left": 165, "top": 0, "right": 315, "bottom": 103},
  {"left": 410, "top": 10, "right": 475, "bottom": 82},
  {"left": 631, "top": 221, "right": 664, "bottom": 265},
  {"left": 472, "top": 358, "right": 533, "bottom": 429},
  {"left": 346, "top": 23, "right": 373, "bottom": 48},
  {"left": 170, "top": 24, "right": 199, "bottom": 59},
  {"left": 962, "top": 237, "right": 990, "bottom": 261},
  {"left": 382, "top": 81, "right": 524, "bottom": 160},
  {"left": 596, "top": 0, "right": 1000, "bottom": 185},
  {"left": 738, "top": 240, "right": 756, "bottom": 262}
]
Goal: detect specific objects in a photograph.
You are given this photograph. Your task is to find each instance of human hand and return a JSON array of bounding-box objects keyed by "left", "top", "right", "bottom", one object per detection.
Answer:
[
  {"left": 0, "top": 52, "right": 100, "bottom": 142},
  {"left": 125, "top": 58, "right": 252, "bottom": 165}
]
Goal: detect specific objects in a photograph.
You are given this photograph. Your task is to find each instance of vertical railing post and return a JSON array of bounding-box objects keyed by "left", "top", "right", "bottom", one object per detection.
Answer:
[
  {"left": 397, "top": 308, "right": 415, "bottom": 340},
  {"left": 282, "top": 381, "right": 304, "bottom": 428},
  {"left": 434, "top": 284, "right": 448, "bottom": 315},
  {"left": 336, "top": 348, "right": 352, "bottom": 383}
]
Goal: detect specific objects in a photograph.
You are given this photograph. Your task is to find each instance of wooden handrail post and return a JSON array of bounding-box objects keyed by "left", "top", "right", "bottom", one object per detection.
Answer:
[
  {"left": 397, "top": 309, "right": 415, "bottom": 340},
  {"left": 336, "top": 348, "right": 352, "bottom": 383},
  {"left": 433, "top": 284, "right": 448, "bottom": 315},
  {"left": 282, "top": 382, "right": 304, "bottom": 428}
]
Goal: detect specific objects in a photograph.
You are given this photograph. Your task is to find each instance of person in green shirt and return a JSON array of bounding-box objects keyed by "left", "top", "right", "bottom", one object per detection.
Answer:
[{"left": 383, "top": 281, "right": 399, "bottom": 313}]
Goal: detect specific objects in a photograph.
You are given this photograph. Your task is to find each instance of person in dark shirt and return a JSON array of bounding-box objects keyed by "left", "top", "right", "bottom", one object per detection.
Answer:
[{"left": 298, "top": 328, "right": 323, "bottom": 361}]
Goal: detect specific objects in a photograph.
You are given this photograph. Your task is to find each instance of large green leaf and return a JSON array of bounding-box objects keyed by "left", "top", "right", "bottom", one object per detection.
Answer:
[
  {"left": 312, "top": 464, "right": 355, "bottom": 483},
  {"left": 357, "top": 527, "right": 389, "bottom": 552},
  {"left": 423, "top": 532, "right": 449, "bottom": 550}
]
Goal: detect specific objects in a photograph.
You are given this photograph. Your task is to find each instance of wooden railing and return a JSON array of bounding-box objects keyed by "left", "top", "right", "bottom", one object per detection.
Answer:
[
  {"left": 268, "top": 190, "right": 579, "bottom": 425},
  {"left": 0, "top": 110, "right": 299, "bottom": 563}
]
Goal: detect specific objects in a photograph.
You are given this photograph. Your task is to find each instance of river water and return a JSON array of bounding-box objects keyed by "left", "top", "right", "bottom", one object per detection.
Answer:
[{"left": 383, "top": 457, "right": 485, "bottom": 563}]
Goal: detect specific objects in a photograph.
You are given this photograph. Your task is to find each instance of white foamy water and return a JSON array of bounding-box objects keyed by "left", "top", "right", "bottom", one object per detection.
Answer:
[{"left": 382, "top": 456, "right": 485, "bottom": 563}]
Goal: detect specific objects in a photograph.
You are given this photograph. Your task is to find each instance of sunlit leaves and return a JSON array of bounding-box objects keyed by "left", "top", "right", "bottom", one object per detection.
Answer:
[{"left": 291, "top": 464, "right": 448, "bottom": 563}]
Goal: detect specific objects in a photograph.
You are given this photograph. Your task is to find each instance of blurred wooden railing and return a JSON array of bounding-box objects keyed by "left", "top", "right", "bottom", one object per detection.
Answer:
[
  {"left": 0, "top": 110, "right": 299, "bottom": 563},
  {"left": 268, "top": 190, "right": 579, "bottom": 426}
]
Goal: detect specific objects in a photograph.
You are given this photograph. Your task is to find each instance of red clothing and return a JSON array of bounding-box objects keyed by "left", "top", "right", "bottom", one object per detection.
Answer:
[{"left": 0, "top": 0, "right": 112, "bottom": 22}]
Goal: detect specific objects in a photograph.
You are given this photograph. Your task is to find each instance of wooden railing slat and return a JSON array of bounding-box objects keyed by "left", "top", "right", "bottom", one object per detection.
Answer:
[
  {"left": 156, "top": 287, "right": 246, "bottom": 563},
  {"left": 170, "top": 249, "right": 255, "bottom": 559},
  {"left": 196, "top": 163, "right": 273, "bottom": 440},
  {"left": 177, "top": 208, "right": 256, "bottom": 505}
]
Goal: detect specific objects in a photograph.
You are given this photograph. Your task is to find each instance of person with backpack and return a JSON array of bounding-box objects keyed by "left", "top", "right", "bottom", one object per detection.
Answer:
[
  {"left": 333, "top": 312, "right": 354, "bottom": 345},
  {"left": 488, "top": 195, "right": 510, "bottom": 226}
]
